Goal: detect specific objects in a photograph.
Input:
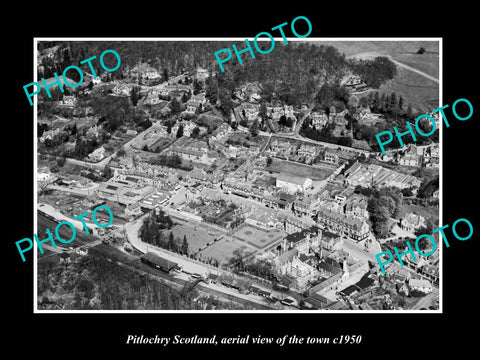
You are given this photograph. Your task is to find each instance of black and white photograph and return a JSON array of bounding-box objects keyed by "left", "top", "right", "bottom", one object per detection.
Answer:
[
  {"left": 33, "top": 38, "right": 441, "bottom": 312},
  {"left": 6, "top": 5, "right": 478, "bottom": 356}
]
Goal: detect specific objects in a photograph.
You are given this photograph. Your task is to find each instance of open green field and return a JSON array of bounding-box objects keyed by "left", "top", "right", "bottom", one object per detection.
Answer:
[
  {"left": 310, "top": 40, "right": 439, "bottom": 60},
  {"left": 169, "top": 223, "right": 223, "bottom": 253},
  {"left": 310, "top": 40, "right": 440, "bottom": 113},
  {"left": 394, "top": 52, "right": 439, "bottom": 78},
  {"left": 379, "top": 67, "right": 439, "bottom": 113},
  {"left": 198, "top": 237, "right": 253, "bottom": 265},
  {"left": 266, "top": 158, "right": 334, "bottom": 181}
]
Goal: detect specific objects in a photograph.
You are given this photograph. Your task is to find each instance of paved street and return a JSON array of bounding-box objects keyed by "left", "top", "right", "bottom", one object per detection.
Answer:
[
  {"left": 411, "top": 288, "right": 440, "bottom": 310},
  {"left": 123, "top": 211, "right": 295, "bottom": 308},
  {"left": 342, "top": 237, "right": 376, "bottom": 263}
]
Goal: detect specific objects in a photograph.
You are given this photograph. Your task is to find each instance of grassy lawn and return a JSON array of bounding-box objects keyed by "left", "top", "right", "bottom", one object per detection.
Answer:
[
  {"left": 395, "top": 52, "right": 439, "bottom": 78},
  {"left": 266, "top": 158, "right": 334, "bottom": 181},
  {"left": 168, "top": 223, "right": 223, "bottom": 253},
  {"left": 313, "top": 40, "right": 439, "bottom": 60},
  {"left": 379, "top": 67, "right": 439, "bottom": 113},
  {"left": 232, "top": 225, "right": 283, "bottom": 249},
  {"left": 311, "top": 40, "right": 440, "bottom": 113},
  {"left": 198, "top": 237, "right": 252, "bottom": 265}
]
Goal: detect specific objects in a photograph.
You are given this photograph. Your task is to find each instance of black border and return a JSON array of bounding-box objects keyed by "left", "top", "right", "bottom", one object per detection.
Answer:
[{"left": 7, "top": 5, "right": 478, "bottom": 356}]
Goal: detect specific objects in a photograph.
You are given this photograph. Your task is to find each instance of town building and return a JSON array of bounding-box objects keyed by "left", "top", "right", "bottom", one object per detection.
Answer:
[
  {"left": 112, "top": 83, "right": 131, "bottom": 96},
  {"left": 239, "top": 103, "right": 260, "bottom": 121},
  {"left": 311, "top": 111, "right": 328, "bottom": 129},
  {"left": 294, "top": 196, "right": 320, "bottom": 217},
  {"left": 280, "top": 226, "right": 321, "bottom": 254},
  {"left": 409, "top": 278, "right": 433, "bottom": 294},
  {"left": 399, "top": 213, "right": 425, "bottom": 233},
  {"left": 344, "top": 194, "right": 369, "bottom": 219},
  {"left": 196, "top": 67, "right": 209, "bottom": 81},
  {"left": 324, "top": 149, "right": 339, "bottom": 164},
  {"left": 59, "top": 95, "right": 76, "bottom": 107},
  {"left": 344, "top": 162, "right": 422, "bottom": 192},
  {"left": 316, "top": 208, "right": 370, "bottom": 242},
  {"left": 140, "top": 252, "right": 178, "bottom": 273},
  {"left": 124, "top": 202, "right": 143, "bottom": 219},
  {"left": 275, "top": 173, "right": 312, "bottom": 194},
  {"left": 88, "top": 146, "right": 106, "bottom": 162},
  {"left": 297, "top": 144, "right": 318, "bottom": 163}
]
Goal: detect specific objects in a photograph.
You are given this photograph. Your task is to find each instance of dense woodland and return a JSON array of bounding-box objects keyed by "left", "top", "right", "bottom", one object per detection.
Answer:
[
  {"left": 37, "top": 251, "right": 249, "bottom": 310},
  {"left": 38, "top": 41, "right": 405, "bottom": 157},
  {"left": 38, "top": 41, "right": 398, "bottom": 109},
  {"left": 139, "top": 209, "right": 188, "bottom": 254}
]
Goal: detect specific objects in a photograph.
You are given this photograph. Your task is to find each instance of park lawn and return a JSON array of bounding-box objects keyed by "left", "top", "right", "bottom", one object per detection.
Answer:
[
  {"left": 395, "top": 52, "right": 439, "bottom": 78},
  {"left": 267, "top": 158, "right": 334, "bottom": 181},
  {"left": 376, "top": 68, "right": 439, "bottom": 114},
  {"left": 198, "top": 237, "right": 253, "bottom": 265},
  {"left": 168, "top": 223, "right": 222, "bottom": 253},
  {"left": 232, "top": 225, "right": 283, "bottom": 249}
]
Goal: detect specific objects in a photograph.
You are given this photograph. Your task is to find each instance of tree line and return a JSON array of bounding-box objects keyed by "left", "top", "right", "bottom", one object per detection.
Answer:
[{"left": 139, "top": 209, "right": 189, "bottom": 255}]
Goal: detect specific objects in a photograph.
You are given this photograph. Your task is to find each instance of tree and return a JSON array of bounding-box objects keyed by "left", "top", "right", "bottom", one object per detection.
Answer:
[
  {"left": 168, "top": 232, "right": 176, "bottom": 251},
  {"left": 130, "top": 86, "right": 140, "bottom": 106},
  {"left": 191, "top": 126, "right": 200, "bottom": 138},
  {"left": 37, "top": 123, "right": 49, "bottom": 137},
  {"left": 170, "top": 97, "right": 182, "bottom": 114},
  {"left": 398, "top": 96, "right": 404, "bottom": 114},
  {"left": 205, "top": 75, "right": 218, "bottom": 104},
  {"left": 315, "top": 83, "right": 350, "bottom": 110},
  {"left": 417, "top": 47, "right": 426, "bottom": 54},
  {"left": 193, "top": 79, "right": 202, "bottom": 95},
  {"left": 142, "top": 144, "right": 149, "bottom": 152},
  {"left": 387, "top": 92, "right": 398, "bottom": 116},
  {"left": 406, "top": 104, "right": 414, "bottom": 119},
  {"left": 228, "top": 248, "right": 245, "bottom": 273},
  {"left": 116, "top": 148, "right": 126, "bottom": 157},
  {"left": 218, "top": 90, "right": 233, "bottom": 116},
  {"left": 49, "top": 161, "right": 59, "bottom": 173},
  {"left": 162, "top": 68, "right": 169, "bottom": 82},
  {"left": 182, "top": 235, "right": 188, "bottom": 255},
  {"left": 249, "top": 119, "right": 259, "bottom": 137},
  {"left": 103, "top": 165, "right": 113, "bottom": 179},
  {"left": 266, "top": 156, "right": 273, "bottom": 166},
  {"left": 176, "top": 124, "right": 184, "bottom": 138},
  {"left": 258, "top": 101, "right": 268, "bottom": 121}
]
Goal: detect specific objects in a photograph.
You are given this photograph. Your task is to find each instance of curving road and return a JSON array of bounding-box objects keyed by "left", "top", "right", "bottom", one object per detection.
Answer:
[
  {"left": 411, "top": 288, "right": 439, "bottom": 310},
  {"left": 388, "top": 58, "right": 439, "bottom": 84}
]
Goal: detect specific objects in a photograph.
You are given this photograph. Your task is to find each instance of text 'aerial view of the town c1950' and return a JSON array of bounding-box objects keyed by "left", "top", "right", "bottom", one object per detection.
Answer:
[{"left": 36, "top": 39, "right": 440, "bottom": 311}]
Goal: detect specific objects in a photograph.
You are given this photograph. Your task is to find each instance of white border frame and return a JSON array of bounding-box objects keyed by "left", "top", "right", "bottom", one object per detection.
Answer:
[{"left": 33, "top": 37, "right": 442, "bottom": 314}]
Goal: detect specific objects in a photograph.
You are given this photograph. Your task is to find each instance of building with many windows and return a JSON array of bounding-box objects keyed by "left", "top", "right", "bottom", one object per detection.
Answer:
[{"left": 316, "top": 208, "right": 370, "bottom": 242}]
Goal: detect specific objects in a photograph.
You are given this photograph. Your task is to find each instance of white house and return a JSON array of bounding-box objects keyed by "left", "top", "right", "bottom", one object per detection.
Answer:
[
  {"left": 311, "top": 111, "right": 328, "bottom": 129},
  {"left": 196, "top": 68, "right": 209, "bottom": 81},
  {"left": 409, "top": 278, "right": 433, "bottom": 294},
  {"left": 60, "top": 95, "right": 76, "bottom": 107},
  {"left": 400, "top": 213, "right": 425, "bottom": 233},
  {"left": 276, "top": 174, "right": 312, "bottom": 194},
  {"left": 124, "top": 202, "right": 143, "bottom": 219},
  {"left": 88, "top": 146, "right": 106, "bottom": 162},
  {"left": 112, "top": 83, "right": 131, "bottom": 96}
]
